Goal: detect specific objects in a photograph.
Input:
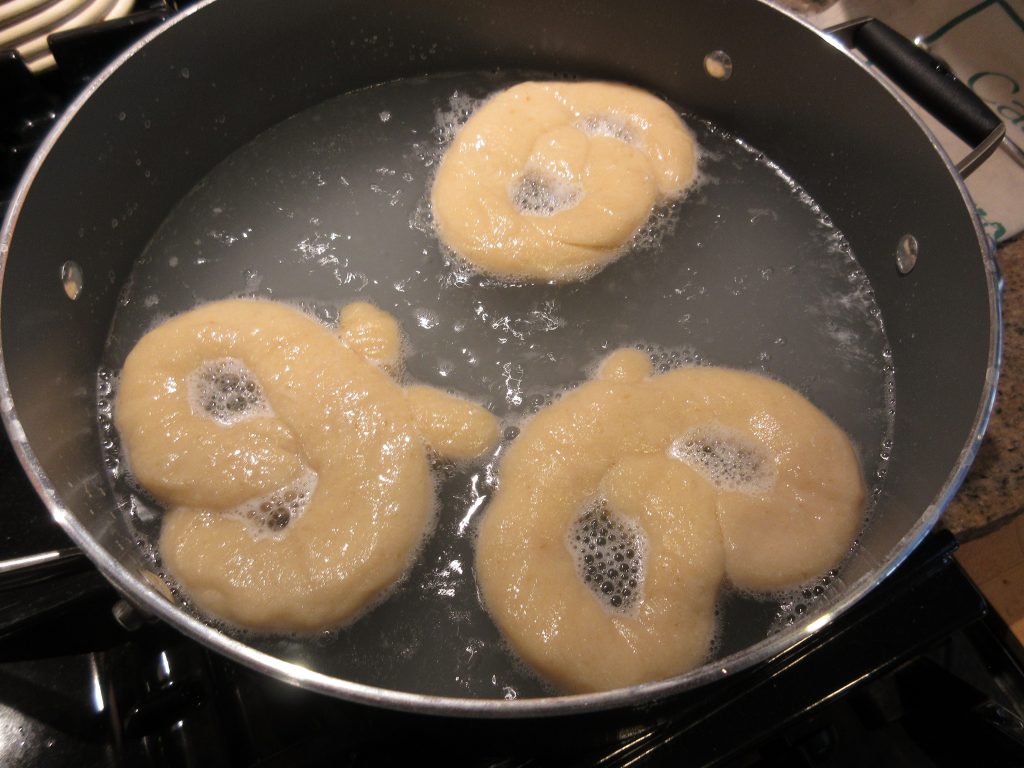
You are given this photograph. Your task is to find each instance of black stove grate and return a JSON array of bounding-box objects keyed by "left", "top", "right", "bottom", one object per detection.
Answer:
[{"left": 3, "top": 528, "right": 1024, "bottom": 766}]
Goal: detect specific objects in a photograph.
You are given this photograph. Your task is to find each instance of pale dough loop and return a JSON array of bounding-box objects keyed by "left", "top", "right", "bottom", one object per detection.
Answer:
[
  {"left": 431, "top": 81, "right": 697, "bottom": 282},
  {"left": 475, "top": 349, "right": 864, "bottom": 692},
  {"left": 115, "top": 299, "right": 498, "bottom": 632}
]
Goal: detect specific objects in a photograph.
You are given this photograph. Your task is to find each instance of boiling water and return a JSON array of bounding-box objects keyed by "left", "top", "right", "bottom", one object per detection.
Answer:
[{"left": 98, "top": 71, "right": 894, "bottom": 699}]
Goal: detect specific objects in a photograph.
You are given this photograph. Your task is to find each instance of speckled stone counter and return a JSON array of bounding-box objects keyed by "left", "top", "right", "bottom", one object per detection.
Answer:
[{"left": 943, "top": 235, "right": 1024, "bottom": 540}]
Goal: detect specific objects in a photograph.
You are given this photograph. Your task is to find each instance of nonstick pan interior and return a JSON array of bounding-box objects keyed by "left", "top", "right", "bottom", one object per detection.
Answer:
[{"left": 100, "top": 69, "right": 893, "bottom": 699}]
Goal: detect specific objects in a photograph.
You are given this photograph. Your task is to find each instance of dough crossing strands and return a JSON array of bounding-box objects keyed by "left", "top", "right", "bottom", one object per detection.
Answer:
[
  {"left": 475, "top": 349, "right": 865, "bottom": 693},
  {"left": 114, "top": 299, "right": 498, "bottom": 633},
  {"left": 431, "top": 81, "right": 698, "bottom": 282}
]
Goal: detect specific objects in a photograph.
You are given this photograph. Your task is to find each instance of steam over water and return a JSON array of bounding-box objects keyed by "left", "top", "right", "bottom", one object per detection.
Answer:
[{"left": 98, "top": 71, "right": 893, "bottom": 699}]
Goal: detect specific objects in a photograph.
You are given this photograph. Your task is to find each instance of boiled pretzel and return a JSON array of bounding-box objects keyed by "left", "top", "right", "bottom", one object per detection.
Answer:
[
  {"left": 431, "top": 81, "right": 697, "bottom": 282},
  {"left": 475, "top": 349, "right": 864, "bottom": 692},
  {"left": 115, "top": 299, "right": 497, "bottom": 632}
]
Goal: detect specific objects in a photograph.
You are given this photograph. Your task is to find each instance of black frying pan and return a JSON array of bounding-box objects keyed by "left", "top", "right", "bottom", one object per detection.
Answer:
[{"left": 0, "top": 0, "right": 1002, "bottom": 716}]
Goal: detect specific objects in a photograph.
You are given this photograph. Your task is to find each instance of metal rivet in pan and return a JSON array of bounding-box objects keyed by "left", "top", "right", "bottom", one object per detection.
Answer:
[
  {"left": 112, "top": 599, "right": 145, "bottom": 631},
  {"left": 896, "top": 234, "right": 918, "bottom": 275},
  {"left": 61, "top": 260, "right": 83, "bottom": 300},
  {"left": 704, "top": 51, "right": 733, "bottom": 80}
]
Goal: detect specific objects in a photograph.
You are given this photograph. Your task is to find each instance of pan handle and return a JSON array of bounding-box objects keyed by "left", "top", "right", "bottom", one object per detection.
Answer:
[
  {"left": 0, "top": 547, "right": 155, "bottom": 635},
  {"left": 827, "top": 17, "right": 1005, "bottom": 178},
  {"left": 0, "top": 547, "right": 158, "bottom": 633},
  {"left": 0, "top": 548, "right": 105, "bottom": 637},
  {"left": 0, "top": 547, "right": 89, "bottom": 584}
]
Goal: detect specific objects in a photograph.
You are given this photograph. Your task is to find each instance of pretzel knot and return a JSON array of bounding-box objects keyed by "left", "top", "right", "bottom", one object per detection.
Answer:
[
  {"left": 115, "top": 299, "right": 497, "bottom": 632},
  {"left": 475, "top": 349, "right": 864, "bottom": 692},
  {"left": 431, "top": 81, "right": 698, "bottom": 282}
]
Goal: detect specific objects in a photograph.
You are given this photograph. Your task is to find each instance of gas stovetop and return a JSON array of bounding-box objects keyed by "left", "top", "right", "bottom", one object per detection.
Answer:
[
  {"left": 3, "top": 3, "right": 1024, "bottom": 766},
  {"left": 4, "top": 502, "right": 1024, "bottom": 766}
]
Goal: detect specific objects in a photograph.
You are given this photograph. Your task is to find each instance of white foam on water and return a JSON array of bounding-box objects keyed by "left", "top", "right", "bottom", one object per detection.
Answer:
[{"left": 669, "top": 425, "right": 775, "bottom": 494}]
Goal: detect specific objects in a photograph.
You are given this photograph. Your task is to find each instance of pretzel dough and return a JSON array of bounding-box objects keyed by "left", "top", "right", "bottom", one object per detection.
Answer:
[
  {"left": 431, "top": 81, "right": 697, "bottom": 282},
  {"left": 115, "top": 299, "right": 498, "bottom": 632},
  {"left": 475, "top": 350, "right": 864, "bottom": 692},
  {"left": 667, "top": 367, "right": 866, "bottom": 592}
]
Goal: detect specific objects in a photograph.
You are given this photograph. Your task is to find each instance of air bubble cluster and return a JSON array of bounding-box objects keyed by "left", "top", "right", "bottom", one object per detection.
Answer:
[
  {"left": 233, "top": 475, "right": 316, "bottom": 534},
  {"left": 771, "top": 569, "right": 838, "bottom": 631},
  {"left": 512, "top": 175, "right": 582, "bottom": 216},
  {"left": 578, "top": 115, "right": 634, "bottom": 143},
  {"left": 569, "top": 503, "right": 644, "bottom": 611},
  {"left": 637, "top": 343, "right": 702, "bottom": 373},
  {"left": 524, "top": 392, "right": 554, "bottom": 415},
  {"left": 96, "top": 367, "right": 121, "bottom": 478},
  {"left": 190, "top": 359, "right": 269, "bottom": 424},
  {"left": 431, "top": 92, "right": 483, "bottom": 152},
  {"left": 670, "top": 427, "right": 774, "bottom": 492},
  {"left": 629, "top": 199, "right": 681, "bottom": 252}
]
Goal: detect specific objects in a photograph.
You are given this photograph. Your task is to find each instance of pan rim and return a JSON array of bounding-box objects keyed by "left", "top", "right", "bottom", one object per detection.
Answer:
[{"left": 0, "top": 0, "right": 1003, "bottom": 717}]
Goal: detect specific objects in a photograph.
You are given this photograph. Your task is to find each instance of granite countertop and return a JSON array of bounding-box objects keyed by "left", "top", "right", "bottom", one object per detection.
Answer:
[{"left": 943, "top": 235, "right": 1024, "bottom": 540}]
